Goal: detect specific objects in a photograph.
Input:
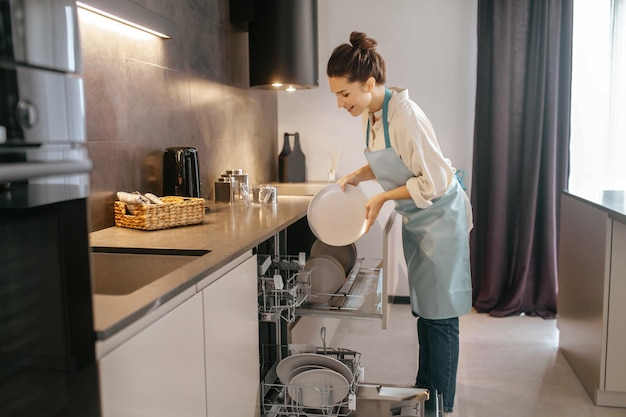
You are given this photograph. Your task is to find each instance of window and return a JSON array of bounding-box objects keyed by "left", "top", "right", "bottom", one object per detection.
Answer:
[{"left": 570, "top": 0, "right": 626, "bottom": 197}]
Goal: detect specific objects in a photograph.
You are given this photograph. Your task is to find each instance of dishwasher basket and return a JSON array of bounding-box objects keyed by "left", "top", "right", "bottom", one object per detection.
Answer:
[{"left": 261, "top": 347, "right": 362, "bottom": 417}]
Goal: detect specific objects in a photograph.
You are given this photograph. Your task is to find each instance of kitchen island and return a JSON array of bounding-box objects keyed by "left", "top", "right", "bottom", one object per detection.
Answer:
[{"left": 558, "top": 190, "right": 626, "bottom": 407}]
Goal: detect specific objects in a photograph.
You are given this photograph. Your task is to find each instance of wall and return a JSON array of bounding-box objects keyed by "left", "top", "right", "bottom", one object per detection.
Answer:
[
  {"left": 277, "top": 0, "right": 478, "bottom": 273},
  {"left": 78, "top": 0, "right": 278, "bottom": 231},
  {"left": 79, "top": 0, "right": 478, "bottom": 239},
  {"left": 278, "top": 0, "right": 477, "bottom": 183}
]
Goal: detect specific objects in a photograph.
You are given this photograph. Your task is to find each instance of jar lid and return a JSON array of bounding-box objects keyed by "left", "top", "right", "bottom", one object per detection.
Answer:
[{"left": 225, "top": 169, "right": 243, "bottom": 175}]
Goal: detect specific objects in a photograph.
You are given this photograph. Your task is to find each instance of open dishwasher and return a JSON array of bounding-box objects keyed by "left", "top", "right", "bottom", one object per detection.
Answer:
[{"left": 256, "top": 215, "right": 442, "bottom": 417}]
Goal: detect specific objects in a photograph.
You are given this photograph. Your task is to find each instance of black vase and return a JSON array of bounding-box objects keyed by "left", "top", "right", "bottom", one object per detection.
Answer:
[{"left": 278, "top": 132, "right": 306, "bottom": 183}]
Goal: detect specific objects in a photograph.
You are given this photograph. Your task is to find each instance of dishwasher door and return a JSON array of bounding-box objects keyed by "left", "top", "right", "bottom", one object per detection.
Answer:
[{"left": 353, "top": 384, "right": 442, "bottom": 417}]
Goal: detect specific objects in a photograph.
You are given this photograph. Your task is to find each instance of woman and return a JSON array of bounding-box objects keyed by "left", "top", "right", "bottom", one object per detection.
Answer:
[{"left": 327, "top": 31, "right": 473, "bottom": 414}]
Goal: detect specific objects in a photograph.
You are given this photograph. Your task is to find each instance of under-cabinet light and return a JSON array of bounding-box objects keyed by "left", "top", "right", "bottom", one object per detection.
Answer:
[{"left": 76, "top": 0, "right": 175, "bottom": 39}]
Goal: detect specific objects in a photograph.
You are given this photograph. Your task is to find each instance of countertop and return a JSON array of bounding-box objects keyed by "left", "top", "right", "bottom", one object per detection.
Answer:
[
  {"left": 563, "top": 190, "right": 626, "bottom": 224},
  {"left": 90, "top": 195, "right": 313, "bottom": 340}
]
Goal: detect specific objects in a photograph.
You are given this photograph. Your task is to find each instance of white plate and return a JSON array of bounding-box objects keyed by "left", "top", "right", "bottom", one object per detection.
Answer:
[
  {"left": 310, "top": 239, "right": 357, "bottom": 274},
  {"left": 307, "top": 184, "right": 368, "bottom": 246},
  {"left": 288, "top": 364, "right": 327, "bottom": 382},
  {"left": 276, "top": 353, "right": 353, "bottom": 385},
  {"left": 304, "top": 255, "right": 346, "bottom": 303},
  {"left": 287, "top": 368, "right": 350, "bottom": 408}
]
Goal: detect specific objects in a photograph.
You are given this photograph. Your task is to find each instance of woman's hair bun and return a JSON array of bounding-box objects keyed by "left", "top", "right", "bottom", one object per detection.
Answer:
[
  {"left": 327, "top": 31, "right": 386, "bottom": 84},
  {"left": 350, "top": 31, "right": 377, "bottom": 51}
]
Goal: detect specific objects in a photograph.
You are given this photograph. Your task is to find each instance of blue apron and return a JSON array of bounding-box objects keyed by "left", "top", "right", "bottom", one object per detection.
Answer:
[{"left": 365, "top": 89, "right": 472, "bottom": 319}]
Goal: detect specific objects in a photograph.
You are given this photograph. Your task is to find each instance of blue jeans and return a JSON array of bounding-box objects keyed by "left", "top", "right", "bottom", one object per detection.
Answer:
[{"left": 415, "top": 317, "right": 459, "bottom": 413}]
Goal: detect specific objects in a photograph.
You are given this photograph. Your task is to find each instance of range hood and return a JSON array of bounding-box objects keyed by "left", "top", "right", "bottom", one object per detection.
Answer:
[{"left": 232, "top": 0, "right": 318, "bottom": 91}]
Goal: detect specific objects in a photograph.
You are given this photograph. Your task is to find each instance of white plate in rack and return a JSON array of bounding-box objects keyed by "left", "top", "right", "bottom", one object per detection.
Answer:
[
  {"left": 304, "top": 255, "right": 346, "bottom": 303},
  {"left": 287, "top": 368, "right": 350, "bottom": 408},
  {"left": 310, "top": 239, "right": 357, "bottom": 274},
  {"left": 288, "top": 364, "right": 327, "bottom": 382},
  {"left": 276, "top": 353, "right": 353, "bottom": 385}
]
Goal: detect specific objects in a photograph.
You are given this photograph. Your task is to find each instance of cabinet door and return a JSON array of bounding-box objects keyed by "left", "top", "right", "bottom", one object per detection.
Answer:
[
  {"left": 203, "top": 255, "right": 260, "bottom": 417},
  {"left": 99, "top": 293, "right": 207, "bottom": 417},
  {"left": 606, "top": 221, "right": 626, "bottom": 392}
]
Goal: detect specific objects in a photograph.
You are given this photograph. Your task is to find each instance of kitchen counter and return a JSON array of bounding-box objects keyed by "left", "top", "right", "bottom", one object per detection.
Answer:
[
  {"left": 269, "top": 181, "right": 331, "bottom": 196},
  {"left": 90, "top": 195, "right": 312, "bottom": 340},
  {"left": 563, "top": 190, "right": 626, "bottom": 224}
]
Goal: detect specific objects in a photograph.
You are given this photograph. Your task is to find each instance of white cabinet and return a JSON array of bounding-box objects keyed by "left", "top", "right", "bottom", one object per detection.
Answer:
[
  {"left": 605, "top": 221, "right": 626, "bottom": 392},
  {"left": 98, "top": 252, "right": 261, "bottom": 417},
  {"left": 202, "top": 255, "right": 260, "bottom": 417},
  {"left": 99, "top": 292, "right": 207, "bottom": 417}
]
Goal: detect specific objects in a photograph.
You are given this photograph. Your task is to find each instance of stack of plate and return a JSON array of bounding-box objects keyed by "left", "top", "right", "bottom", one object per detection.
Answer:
[
  {"left": 277, "top": 353, "right": 353, "bottom": 409},
  {"left": 304, "top": 254, "right": 344, "bottom": 303},
  {"left": 310, "top": 240, "right": 357, "bottom": 274},
  {"left": 305, "top": 240, "right": 357, "bottom": 303},
  {"left": 305, "top": 183, "right": 365, "bottom": 304}
]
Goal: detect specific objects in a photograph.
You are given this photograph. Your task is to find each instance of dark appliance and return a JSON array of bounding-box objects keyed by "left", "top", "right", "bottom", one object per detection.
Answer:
[
  {"left": 0, "top": 1, "right": 99, "bottom": 416},
  {"left": 163, "top": 146, "right": 201, "bottom": 197}
]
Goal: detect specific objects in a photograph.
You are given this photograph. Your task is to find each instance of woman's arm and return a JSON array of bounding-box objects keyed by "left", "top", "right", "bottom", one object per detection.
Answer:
[
  {"left": 339, "top": 166, "right": 410, "bottom": 232},
  {"left": 392, "top": 104, "right": 454, "bottom": 208}
]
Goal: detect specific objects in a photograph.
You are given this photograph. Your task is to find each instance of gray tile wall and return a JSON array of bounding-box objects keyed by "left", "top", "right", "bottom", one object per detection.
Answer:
[{"left": 79, "top": 0, "right": 277, "bottom": 231}]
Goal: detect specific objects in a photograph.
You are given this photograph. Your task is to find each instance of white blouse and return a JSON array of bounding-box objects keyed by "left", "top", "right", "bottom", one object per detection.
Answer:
[{"left": 363, "top": 87, "right": 456, "bottom": 209}]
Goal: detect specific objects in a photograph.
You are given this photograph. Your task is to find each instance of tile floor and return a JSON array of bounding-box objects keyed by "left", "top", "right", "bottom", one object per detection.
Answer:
[{"left": 329, "top": 304, "right": 626, "bottom": 417}]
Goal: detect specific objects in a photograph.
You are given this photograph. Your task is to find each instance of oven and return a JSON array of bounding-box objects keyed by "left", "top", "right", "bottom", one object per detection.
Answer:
[
  {"left": 255, "top": 215, "right": 441, "bottom": 417},
  {"left": 0, "top": 1, "right": 99, "bottom": 416}
]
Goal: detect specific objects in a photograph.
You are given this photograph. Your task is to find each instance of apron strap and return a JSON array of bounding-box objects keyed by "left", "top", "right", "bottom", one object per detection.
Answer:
[{"left": 366, "top": 88, "right": 393, "bottom": 149}]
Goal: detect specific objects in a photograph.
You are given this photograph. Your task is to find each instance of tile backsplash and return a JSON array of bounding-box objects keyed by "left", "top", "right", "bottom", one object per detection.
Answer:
[{"left": 78, "top": 0, "right": 277, "bottom": 231}]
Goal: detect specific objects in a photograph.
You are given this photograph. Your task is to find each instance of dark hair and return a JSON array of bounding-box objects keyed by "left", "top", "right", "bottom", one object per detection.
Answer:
[{"left": 327, "top": 31, "right": 386, "bottom": 84}]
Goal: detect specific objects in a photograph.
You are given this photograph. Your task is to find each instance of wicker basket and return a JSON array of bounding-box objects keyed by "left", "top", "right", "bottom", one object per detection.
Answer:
[{"left": 114, "top": 196, "right": 205, "bottom": 231}]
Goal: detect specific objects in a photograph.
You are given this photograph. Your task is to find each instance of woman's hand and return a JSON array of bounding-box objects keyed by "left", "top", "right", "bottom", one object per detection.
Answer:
[
  {"left": 362, "top": 185, "right": 411, "bottom": 232},
  {"left": 337, "top": 165, "right": 375, "bottom": 191},
  {"left": 364, "top": 193, "right": 386, "bottom": 233},
  {"left": 337, "top": 172, "right": 360, "bottom": 190}
]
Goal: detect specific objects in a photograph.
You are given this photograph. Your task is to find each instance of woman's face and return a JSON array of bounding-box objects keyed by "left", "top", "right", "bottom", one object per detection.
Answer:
[{"left": 329, "top": 76, "right": 373, "bottom": 117}]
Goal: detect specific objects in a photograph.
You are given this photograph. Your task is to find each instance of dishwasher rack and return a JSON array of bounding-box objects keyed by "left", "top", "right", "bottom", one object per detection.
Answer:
[
  {"left": 258, "top": 252, "right": 383, "bottom": 321},
  {"left": 258, "top": 254, "right": 312, "bottom": 323},
  {"left": 261, "top": 346, "right": 363, "bottom": 417}
]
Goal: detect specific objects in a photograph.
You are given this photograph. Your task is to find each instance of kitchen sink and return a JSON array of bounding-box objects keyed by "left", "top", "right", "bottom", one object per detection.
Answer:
[{"left": 90, "top": 247, "right": 210, "bottom": 295}]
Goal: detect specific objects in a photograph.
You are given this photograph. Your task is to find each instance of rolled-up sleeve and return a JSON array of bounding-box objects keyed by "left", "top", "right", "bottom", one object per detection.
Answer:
[{"left": 389, "top": 99, "right": 454, "bottom": 209}]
